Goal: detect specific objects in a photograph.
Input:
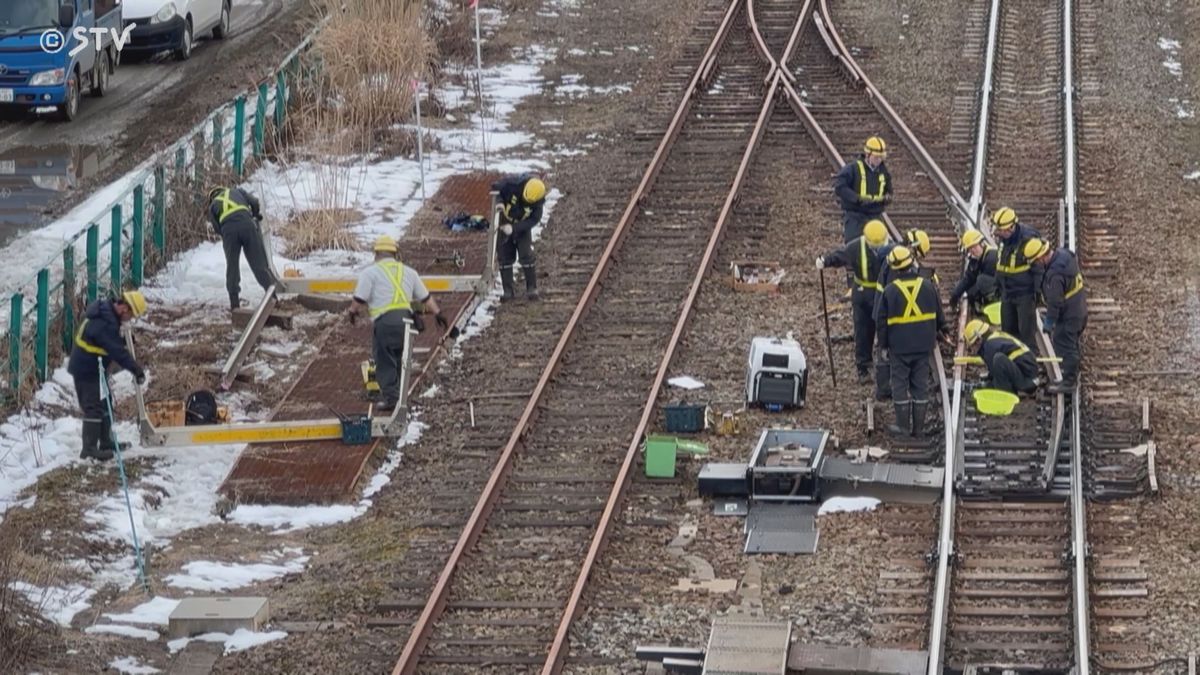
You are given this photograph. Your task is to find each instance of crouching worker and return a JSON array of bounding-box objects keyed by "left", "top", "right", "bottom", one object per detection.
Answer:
[
  {"left": 963, "top": 319, "right": 1041, "bottom": 396},
  {"left": 492, "top": 173, "right": 546, "bottom": 301},
  {"left": 67, "top": 291, "right": 148, "bottom": 461},
  {"left": 346, "top": 236, "right": 452, "bottom": 413}
]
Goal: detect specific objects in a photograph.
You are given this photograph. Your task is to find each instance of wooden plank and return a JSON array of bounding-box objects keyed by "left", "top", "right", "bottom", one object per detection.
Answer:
[
  {"left": 959, "top": 527, "right": 1067, "bottom": 537},
  {"left": 953, "top": 623, "right": 1068, "bottom": 634},
  {"left": 961, "top": 557, "right": 1062, "bottom": 569},
  {"left": 957, "top": 588, "right": 1068, "bottom": 599},
  {"left": 877, "top": 607, "right": 927, "bottom": 616},
  {"left": 950, "top": 641, "right": 1068, "bottom": 651},
  {"left": 1093, "top": 607, "right": 1148, "bottom": 619},
  {"left": 1093, "top": 588, "right": 1149, "bottom": 598},
  {"left": 955, "top": 607, "right": 1067, "bottom": 618},
  {"left": 959, "top": 571, "right": 1067, "bottom": 582},
  {"left": 958, "top": 502, "right": 1066, "bottom": 511},
  {"left": 376, "top": 599, "right": 559, "bottom": 611},
  {"left": 1093, "top": 570, "right": 1148, "bottom": 582}
]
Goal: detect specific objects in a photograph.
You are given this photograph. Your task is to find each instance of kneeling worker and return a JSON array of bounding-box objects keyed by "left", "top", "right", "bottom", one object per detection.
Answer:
[
  {"left": 492, "top": 173, "right": 547, "bottom": 301},
  {"left": 963, "top": 319, "right": 1040, "bottom": 396},
  {"left": 816, "top": 219, "right": 890, "bottom": 385},
  {"left": 949, "top": 229, "right": 999, "bottom": 313},
  {"left": 347, "top": 236, "right": 451, "bottom": 413},
  {"left": 874, "top": 246, "right": 950, "bottom": 437},
  {"left": 68, "top": 291, "right": 148, "bottom": 461},
  {"left": 1025, "top": 237, "right": 1087, "bottom": 393},
  {"left": 207, "top": 186, "right": 281, "bottom": 311}
]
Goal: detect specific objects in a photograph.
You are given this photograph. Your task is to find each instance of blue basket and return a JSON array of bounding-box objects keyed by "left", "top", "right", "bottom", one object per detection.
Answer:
[
  {"left": 341, "top": 416, "right": 373, "bottom": 445},
  {"left": 664, "top": 403, "right": 707, "bottom": 433}
]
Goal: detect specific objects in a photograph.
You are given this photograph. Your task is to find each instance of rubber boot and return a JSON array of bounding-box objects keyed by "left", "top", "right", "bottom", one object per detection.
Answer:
[
  {"left": 80, "top": 420, "right": 113, "bottom": 461},
  {"left": 887, "top": 402, "right": 912, "bottom": 437},
  {"left": 524, "top": 265, "right": 539, "bottom": 301},
  {"left": 229, "top": 293, "right": 240, "bottom": 312},
  {"left": 99, "top": 417, "right": 131, "bottom": 453},
  {"left": 499, "top": 266, "right": 516, "bottom": 302},
  {"left": 911, "top": 401, "right": 928, "bottom": 438}
]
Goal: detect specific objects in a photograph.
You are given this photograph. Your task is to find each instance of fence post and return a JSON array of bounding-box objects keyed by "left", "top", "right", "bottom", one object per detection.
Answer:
[
  {"left": 86, "top": 224, "right": 99, "bottom": 303},
  {"left": 254, "top": 83, "right": 268, "bottom": 157},
  {"left": 274, "top": 70, "right": 287, "bottom": 135},
  {"left": 110, "top": 205, "right": 122, "bottom": 294},
  {"left": 153, "top": 165, "right": 166, "bottom": 252},
  {"left": 212, "top": 114, "right": 224, "bottom": 166},
  {"left": 234, "top": 96, "right": 246, "bottom": 176},
  {"left": 35, "top": 270, "right": 48, "bottom": 382},
  {"left": 132, "top": 185, "right": 144, "bottom": 287},
  {"left": 9, "top": 294, "right": 22, "bottom": 392},
  {"left": 175, "top": 146, "right": 186, "bottom": 176},
  {"left": 193, "top": 135, "right": 205, "bottom": 203},
  {"left": 63, "top": 246, "right": 75, "bottom": 353}
]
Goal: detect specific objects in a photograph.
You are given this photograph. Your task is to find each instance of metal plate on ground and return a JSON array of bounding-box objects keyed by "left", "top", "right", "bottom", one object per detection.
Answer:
[
  {"left": 786, "top": 644, "right": 927, "bottom": 674},
  {"left": 743, "top": 502, "right": 819, "bottom": 554},
  {"left": 817, "top": 456, "right": 944, "bottom": 504},
  {"left": 703, "top": 617, "right": 791, "bottom": 675},
  {"left": 714, "top": 498, "right": 748, "bottom": 517}
]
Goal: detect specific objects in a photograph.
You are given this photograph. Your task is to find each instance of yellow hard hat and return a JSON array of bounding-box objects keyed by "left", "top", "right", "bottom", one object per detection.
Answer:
[
  {"left": 863, "top": 136, "right": 887, "bottom": 156},
  {"left": 522, "top": 177, "right": 546, "bottom": 203},
  {"left": 207, "top": 186, "right": 225, "bottom": 202},
  {"left": 961, "top": 229, "right": 985, "bottom": 249},
  {"left": 863, "top": 220, "right": 888, "bottom": 247},
  {"left": 906, "top": 229, "right": 931, "bottom": 257},
  {"left": 1023, "top": 237, "right": 1051, "bottom": 261},
  {"left": 887, "top": 245, "right": 914, "bottom": 270},
  {"left": 121, "top": 290, "right": 147, "bottom": 318},
  {"left": 373, "top": 235, "right": 398, "bottom": 253},
  {"left": 991, "top": 207, "right": 1018, "bottom": 230},
  {"left": 964, "top": 319, "right": 990, "bottom": 345}
]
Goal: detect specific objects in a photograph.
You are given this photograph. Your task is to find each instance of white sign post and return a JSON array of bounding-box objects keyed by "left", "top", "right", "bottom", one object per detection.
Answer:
[{"left": 413, "top": 79, "right": 426, "bottom": 202}]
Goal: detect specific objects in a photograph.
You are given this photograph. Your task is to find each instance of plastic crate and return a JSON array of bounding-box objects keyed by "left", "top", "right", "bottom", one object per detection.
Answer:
[
  {"left": 664, "top": 403, "right": 708, "bottom": 433},
  {"left": 340, "top": 416, "right": 373, "bottom": 445}
]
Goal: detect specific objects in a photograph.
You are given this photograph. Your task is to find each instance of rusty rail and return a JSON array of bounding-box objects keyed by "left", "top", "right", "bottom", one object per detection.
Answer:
[{"left": 390, "top": 1, "right": 747, "bottom": 671}]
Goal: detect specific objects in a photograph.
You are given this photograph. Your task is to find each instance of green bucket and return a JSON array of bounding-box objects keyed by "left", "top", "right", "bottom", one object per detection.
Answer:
[
  {"left": 974, "top": 388, "right": 1020, "bottom": 416},
  {"left": 982, "top": 301, "right": 1002, "bottom": 325},
  {"left": 644, "top": 435, "right": 709, "bottom": 478}
]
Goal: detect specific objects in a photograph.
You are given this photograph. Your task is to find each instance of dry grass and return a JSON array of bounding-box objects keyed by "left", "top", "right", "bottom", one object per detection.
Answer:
[{"left": 0, "top": 520, "right": 59, "bottom": 672}]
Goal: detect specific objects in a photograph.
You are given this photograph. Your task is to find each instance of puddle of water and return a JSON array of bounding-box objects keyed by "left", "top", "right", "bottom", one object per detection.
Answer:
[{"left": 0, "top": 144, "right": 102, "bottom": 241}]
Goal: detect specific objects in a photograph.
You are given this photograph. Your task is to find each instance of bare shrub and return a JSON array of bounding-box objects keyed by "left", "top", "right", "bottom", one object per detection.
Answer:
[{"left": 0, "top": 520, "right": 58, "bottom": 672}]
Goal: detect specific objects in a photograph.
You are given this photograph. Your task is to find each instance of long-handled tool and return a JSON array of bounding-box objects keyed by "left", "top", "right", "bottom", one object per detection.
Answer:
[
  {"left": 99, "top": 360, "right": 150, "bottom": 594},
  {"left": 817, "top": 268, "right": 837, "bottom": 387}
]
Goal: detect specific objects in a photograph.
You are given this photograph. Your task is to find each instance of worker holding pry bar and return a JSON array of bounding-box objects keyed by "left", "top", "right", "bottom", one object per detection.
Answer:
[
  {"left": 492, "top": 172, "right": 546, "bottom": 302},
  {"left": 346, "top": 236, "right": 457, "bottom": 413}
]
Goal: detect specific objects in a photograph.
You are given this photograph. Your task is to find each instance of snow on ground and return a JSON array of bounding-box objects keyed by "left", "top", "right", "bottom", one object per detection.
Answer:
[
  {"left": 104, "top": 596, "right": 181, "bottom": 625},
  {"left": 109, "top": 656, "right": 161, "bottom": 674},
  {"left": 86, "top": 624, "right": 161, "bottom": 641},
  {"left": 9, "top": 582, "right": 96, "bottom": 627},
  {"left": 817, "top": 496, "right": 881, "bottom": 516},
  {"left": 167, "top": 628, "right": 288, "bottom": 656},
  {"left": 165, "top": 548, "right": 310, "bottom": 592}
]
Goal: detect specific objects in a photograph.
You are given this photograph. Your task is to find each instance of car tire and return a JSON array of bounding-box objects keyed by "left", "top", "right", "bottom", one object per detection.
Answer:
[
  {"left": 175, "top": 19, "right": 193, "bottom": 61},
  {"left": 213, "top": 1, "right": 231, "bottom": 39},
  {"left": 58, "top": 70, "right": 80, "bottom": 121},
  {"left": 90, "top": 51, "right": 111, "bottom": 97}
]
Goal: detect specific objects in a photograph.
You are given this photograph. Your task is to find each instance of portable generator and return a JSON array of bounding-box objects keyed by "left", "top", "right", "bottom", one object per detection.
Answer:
[{"left": 745, "top": 336, "right": 807, "bottom": 410}]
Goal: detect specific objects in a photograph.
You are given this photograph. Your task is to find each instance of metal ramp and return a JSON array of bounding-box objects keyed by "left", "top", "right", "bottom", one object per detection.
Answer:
[
  {"left": 786, "top": 643, "right": 927, "bottom": 674},
  {"left": 743, "top": 502, "right": 819, "bottom": 554},
  {"left": 818, "top": 456, "right": 944, "bottom": 504},
  {"left": 703, "top": 618, "right": 791, "bottom": 675}
]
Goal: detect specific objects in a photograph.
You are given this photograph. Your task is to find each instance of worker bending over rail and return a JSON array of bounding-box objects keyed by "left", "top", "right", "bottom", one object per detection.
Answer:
[
  {"left": 493, "top": 173, "right": 547, "bottom": 302},
  {"left": 991, "top": 207, "right": 1043, "bottom": 350},
  {"left": 964, "top": 320, "right": 1041, "bottom": 396},
  {"left": 68, "top": 291, "right": 148, "bottom": 461},
  {"left": 816, "top": 219, "right": 891, "bottom": 387},
  {"left": 834, "top": 136, "right": 893, "bottom": 243},
  {"left": 949, "top": 229, "right": 999, "bottom": 313},
  {"left": 879, "top": 228, "right": 939, "bottom": 289},
  {"left": 874, "top": 246, "right": 949, "bottom": 437},
  {"left": 207, "top": 186, "right": 281, "bottom": 312},
  {"left": 347, "top": 236, "right": 450, "bottom": 413},
  {"left": 1025, "top": 238, "right": 1088, "bottom": 393}
]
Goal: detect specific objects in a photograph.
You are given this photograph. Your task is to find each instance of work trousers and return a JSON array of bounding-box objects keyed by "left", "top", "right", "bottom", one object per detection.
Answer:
[
  {"left": 889, "top": 351, "right": 930, "bottom": 404},
  {"left": 842, "top": 211, "right": 872, "bottom": 243},
  {"left": 222, "top": 220, "right": 277, "bottom": 308},
  {"left": 990, "top": 353, "right": 1037, "bottom": 394},
  {"left": 74, "top": 372, "right": 117, "bottom": 451},
  {"left": 1001, "top": 295, "right": 1038, "bottom": 353},
  {"left": 967, "top": 276, "right": 999, "bottom": 313},
  {"left": 1053, "top": 314, "right": 1087, "bottom": 386},
  {"left": 497, "top": 229, "right": 536, "bottom": 270},
  {"left": 851, "top": 294, "right": 876, "bottom": 375},
  {"left": 373, "top": 310, "right": 411, "bottom": 406}
]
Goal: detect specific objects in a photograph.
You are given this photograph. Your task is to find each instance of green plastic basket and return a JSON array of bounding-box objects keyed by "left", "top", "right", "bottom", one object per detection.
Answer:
[
  {"left": 974, "top": 388, "right": 1020, "bottom": 416},
  {"left": 982, "top": 301, "right": 1002, "bottom": 325}
]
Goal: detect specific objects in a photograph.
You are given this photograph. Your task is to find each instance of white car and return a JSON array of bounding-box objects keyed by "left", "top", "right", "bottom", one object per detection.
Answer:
[{"left": 121, "top": 0, "right": 231, "bottom": 61}]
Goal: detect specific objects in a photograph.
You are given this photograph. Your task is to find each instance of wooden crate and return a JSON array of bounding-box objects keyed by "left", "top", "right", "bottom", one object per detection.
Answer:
[
  {"left": 728, "top": 260, "right": 785, "bottom": 293},
  {"left": 147, "top": 401, "right": 185, "bottom": 428}
]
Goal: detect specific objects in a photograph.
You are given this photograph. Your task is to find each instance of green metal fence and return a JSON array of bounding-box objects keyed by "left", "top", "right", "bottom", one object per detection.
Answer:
[{"left": 1, "top": 30, "right": 322, "bottom": 405}]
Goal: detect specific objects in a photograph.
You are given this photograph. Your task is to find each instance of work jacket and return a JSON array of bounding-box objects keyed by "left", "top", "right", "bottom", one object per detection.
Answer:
[
  {"left": 996, "top": 223, "right": 1044, "bottom": 300},
  {"left": 822, "top": 236, "right": 887, "bottom": 304},
  {"left": 833, "top": 153, "right": 893, "bottom": 217},
  {"left": 67, "top": 300, "right": 143, "bottom": 380},
  {"left": 1040, "top": 249, "right": 1087, "bottom": 324},
  {"left": 492, "top": 174, "right": 545, "bottom": 235},
  {"left": 950, "top": 245, "right": 999, "bottom": 305},
  {"left": 979, "top": 330, "right": 1038, "bottom": 379},
  {"left": 874, "top": 270, "right": 946, "bottom": 355},
  {"left": 208, "top": 187, "right": 261, "bottom": 235}
]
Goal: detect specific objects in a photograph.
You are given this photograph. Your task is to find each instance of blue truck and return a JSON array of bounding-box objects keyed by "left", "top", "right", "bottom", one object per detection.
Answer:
[{"left": 0, "top": 0, "right": 123, "bottom": 121}]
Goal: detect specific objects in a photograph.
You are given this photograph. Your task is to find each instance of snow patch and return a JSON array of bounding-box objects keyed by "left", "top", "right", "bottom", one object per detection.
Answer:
[
  {"left": 9, "top": 582, "right": 96, "bottom": 627},
  {"left": 86, "top": 624, "right": 161, "bottom": 641},
  {"left": 668, "top": 376, "right": 706, "bottom": 390},
  {"left": 818, "top": 496, "right": 881, "bottom": 515},
  {"left": 168, "top": 628, "right": 288, "bottom": 655},
  {"left": 109, "top": 656, "right": 161, "bottom": 674},
  {"left": 104, "top": 596, "right": 181, "bottom": 626},
  {"left": 165, "top": 549, "right": 310, "bottom": 592}
]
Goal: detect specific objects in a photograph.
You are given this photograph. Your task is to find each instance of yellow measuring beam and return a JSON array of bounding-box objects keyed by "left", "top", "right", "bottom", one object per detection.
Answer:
[
  {"left": 178, "top": 422, "right": 344, "bottom": 444},
  {"left": 281, "top": 276, "right": 475, "bottom": 295},
  {"left": 954, "top": 356, "right": 1063, "bottom": 365}
]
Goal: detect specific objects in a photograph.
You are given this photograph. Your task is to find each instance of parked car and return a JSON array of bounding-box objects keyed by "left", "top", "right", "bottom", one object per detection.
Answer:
[
  {"left": 122, "top": 0, "right": 231, "bottom": 61},
  {"left": 0, "top": 0, "right": 124, "bottom": 121}
]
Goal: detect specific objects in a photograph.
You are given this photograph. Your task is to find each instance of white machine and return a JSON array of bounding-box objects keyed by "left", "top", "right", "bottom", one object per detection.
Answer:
[{"left": 746, "top": 336, "right": 807, "bottom": 410}]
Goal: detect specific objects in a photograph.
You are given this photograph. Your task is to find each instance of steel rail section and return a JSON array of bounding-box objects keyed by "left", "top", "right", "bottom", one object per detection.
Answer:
[
  {"left": 745, "top": 0, "right": 777, "bottom": 81},
  {"left": 220, "top": 287, "right": 280, "bottom": 390},
  {"left": 543, "top": 64, "right": 784, "bottom": 675},
  {"left": 967, "top": 0, "right": 1003, "bottom": 226},
  {"left": 391, "top": 2, "right": 747, "bottom": 671}
]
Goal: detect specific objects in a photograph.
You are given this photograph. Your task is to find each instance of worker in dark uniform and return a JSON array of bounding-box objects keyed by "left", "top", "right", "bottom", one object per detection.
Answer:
[
  {"left": 207, "top": 186, "right": 280, "bottom": 311},
  {"left": 67, "top": 291, "right": 148, "bottom": 462},
  {"left": 347, "top": 236, "right": 449, "bottom": 413},
  {"left": 991, "top": 207, "right": 1043, "bottom": 350},
  {"left": 875, "top": 246, "right": 949, "bottom": 437},
  {"left": 879, "top": 228, "right": 939, "bottom": 289},
  {"left": 492, "top": 173, "right": 547, "bottom": 302},
  {"left": 816, "top": 219, "right": 891, "bottom": 386},
  {"left": 964, "top": 319, "right": 1040, "bottom": 395},
  {"left": 949, "top": 229, "right": 999, "bottom": 314},
  {"left": 1025, "top": 238, "right": 1087, "bottom": 393},
  {"left": 833, "top": 136, "right": 893, "bottom": 243}
]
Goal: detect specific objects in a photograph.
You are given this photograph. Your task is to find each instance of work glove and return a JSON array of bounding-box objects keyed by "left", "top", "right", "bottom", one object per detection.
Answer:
[
  {"left": 435, "top": 313, "right": 449, "bottom": 331},
  {"left": 133, "top": 368, "right": 146, "bottom": 385},
  {"left": 413, "top": 315, "right": 426, "bottom": 333},
  {"left": 1042, "top": 316, "right": 1054, "bottom": 333},
  {"left": 346, "top": 309, "right": 359, "bottom": 326},
  {"left": 500, "top": 224, "right": 513, "bottom": 236},
  {"left": 880, "top": 349, "right": 890, "bottom": 361},
  {"left": 815, "top": 256, "right": 825, "bottom": 270}
]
